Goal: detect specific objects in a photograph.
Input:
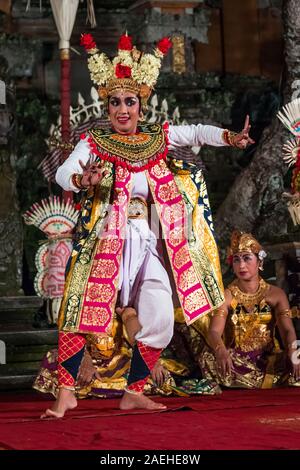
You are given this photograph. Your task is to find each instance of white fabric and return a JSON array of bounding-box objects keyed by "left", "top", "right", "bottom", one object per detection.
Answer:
[
  {"left": 55, "top": 123, "right": 226, "bottom": 192},
  {"left": 50, "top": 0, "right": 79, "bottom": 50},
  {"left": 168, "top": 123, "right": 225, "bottom": 149},
  {"left": 119, "top": 172, "right": 173, "bottom": 348}
]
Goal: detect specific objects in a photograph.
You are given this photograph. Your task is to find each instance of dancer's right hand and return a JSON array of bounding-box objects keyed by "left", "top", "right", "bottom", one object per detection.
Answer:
[
  {"left": 79, "top": 159, "right": 108, "bottom": 188},
  {"left": 215, "top": 347, "right": 233, "bottom": 379}
]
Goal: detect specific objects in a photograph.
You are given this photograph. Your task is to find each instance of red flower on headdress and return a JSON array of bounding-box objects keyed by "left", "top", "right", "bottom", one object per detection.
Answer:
[
  {"left": 118, "top": 34, "right": 133, "bottom": 51},
  {"left": 115, "top": 63, "right": 132, "bottom": 78},
  {"left": 80, "top": 33, "right": 96, "bottom": 51},
  {"left": 157, "top": 37, "right": 172, "bottom": 55}
]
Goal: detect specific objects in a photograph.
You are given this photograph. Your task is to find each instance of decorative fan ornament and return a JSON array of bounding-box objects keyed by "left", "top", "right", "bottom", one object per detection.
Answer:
[
  {"left": 23, "top": 196, "right": 79, "bottom": 236},
  {"left": 277, "top": 98, "right": 300, "bottom": 136},
  {"left": 23, "top": 196, "right": 80, "bottom": 323},
  {"left": 282, "top": 138, "right": 300, "bottom": 168},
  {"left": 277, "top": 98, "right": 300, "bottom": 226}
]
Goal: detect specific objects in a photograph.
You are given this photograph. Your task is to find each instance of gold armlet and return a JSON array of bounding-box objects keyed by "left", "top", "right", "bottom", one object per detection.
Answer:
[
  {"left": 277, "top": 309, "right": 292, "bottom": 318},
  {"left": 211, "top": 308, "right": 227, "bottom": 318},
  {"left": 222, "top": 130, "right": 238, "bottom": 147}
]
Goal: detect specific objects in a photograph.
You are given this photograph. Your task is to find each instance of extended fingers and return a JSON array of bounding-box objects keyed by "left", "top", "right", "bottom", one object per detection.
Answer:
[
  {"left": 79, "top": 159, "right": 87, "bottom": 171},
  {"left": 243, "top": 114, "right": 250, "bottom": 132}
]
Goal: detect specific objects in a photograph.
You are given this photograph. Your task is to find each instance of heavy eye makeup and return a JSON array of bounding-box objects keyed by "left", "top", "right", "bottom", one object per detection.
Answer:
[
  {"left": 109, "top": 97, "right": 138, "bottom": 107},
  {"left": 233, "top": 254, "right": 255, "bottom": 264}
]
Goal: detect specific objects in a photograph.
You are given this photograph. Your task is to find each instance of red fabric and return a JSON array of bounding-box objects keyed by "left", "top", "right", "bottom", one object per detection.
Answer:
[
  {"left": 127, "top": 378, "right": 148, "bottom": 393},
  {"left": 0, "top": 388, "right": 299, "bottom": 450},
  {"left": 127, "top": 343, "right": 162, "bottom": 393},
  {"left": 58, "top": 332, "right": 86, "bottom": 388},
  {"left": 137, "top": 342, "right": 162, "bottom": 372}
]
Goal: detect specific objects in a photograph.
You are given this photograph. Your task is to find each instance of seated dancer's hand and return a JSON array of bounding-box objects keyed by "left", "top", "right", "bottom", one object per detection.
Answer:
[
  {"left": 151, "top": 361, "right": 168, "bottom": 387},
  {"left": 79, "top": 159, "right": 108, "bottom": 188},
  {"left": 215, "top": 347, "right": 233, "bottom": 379},
  {"left": 76, "top": 351, "right": 99, "bottom": 388},
  {"left": 233, "top": 115, "right": 255, "bottom": 149}
]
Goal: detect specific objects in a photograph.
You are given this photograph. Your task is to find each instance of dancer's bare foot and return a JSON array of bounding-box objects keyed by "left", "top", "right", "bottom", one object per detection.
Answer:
[
  {"left": 40, "top": 387, "right": 77, "bottom": 419},
  {"left": 119, "top": 391, "right": 167, "bottom": 410}
]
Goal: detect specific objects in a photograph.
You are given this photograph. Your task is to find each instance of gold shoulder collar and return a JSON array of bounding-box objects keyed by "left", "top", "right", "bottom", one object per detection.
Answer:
[{"left": 86, "top": 123, "right": 168, "bottom": 172}]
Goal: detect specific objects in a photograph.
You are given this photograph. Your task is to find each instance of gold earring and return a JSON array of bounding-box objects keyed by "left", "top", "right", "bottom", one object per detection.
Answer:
[{"left": 138, "top": 112, "right": 145, "bottom": 122}]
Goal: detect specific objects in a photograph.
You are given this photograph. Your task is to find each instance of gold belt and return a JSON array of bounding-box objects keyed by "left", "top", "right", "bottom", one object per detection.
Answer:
[{"left": 128, "top": 197, "right": 148, "bottom": 219}]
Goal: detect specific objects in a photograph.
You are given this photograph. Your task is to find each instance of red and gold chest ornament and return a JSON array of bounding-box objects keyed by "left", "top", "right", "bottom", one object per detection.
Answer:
[{"left": 81, "top": 122, "right": 169, "bottom": 173}]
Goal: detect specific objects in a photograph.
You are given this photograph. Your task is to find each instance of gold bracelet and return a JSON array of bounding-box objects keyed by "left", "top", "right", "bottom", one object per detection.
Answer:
[
  {"left": 71, "top": 173, "right": 86, "bottom": 190},
  {"left": 222, "top": 130, "right": 238, "bottom": 147}
]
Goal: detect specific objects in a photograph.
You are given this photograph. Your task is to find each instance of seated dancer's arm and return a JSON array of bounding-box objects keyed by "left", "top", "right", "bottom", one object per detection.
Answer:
[
  {"left": 274, "top": 287, "right": 300, "bottom": 380},
  {"left": 207, "top": 290, "right": 233, "bottom": 378},
  {"left": 169, "top": 115, "right": 254, "bottom": 150}
]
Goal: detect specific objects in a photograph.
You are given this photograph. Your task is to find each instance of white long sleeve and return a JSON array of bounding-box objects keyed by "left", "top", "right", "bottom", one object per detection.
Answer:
[
  {"left": 55, "top": 124, "right": 227, "bottom": 191},
  {"left": 55, "top": 137, "right": 93, "bottom": 192},
  {"left": 168, "top": 124, "right": 226, "bottom": 149}
]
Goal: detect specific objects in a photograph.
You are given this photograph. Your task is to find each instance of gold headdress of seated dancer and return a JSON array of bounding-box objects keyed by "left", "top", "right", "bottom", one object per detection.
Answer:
[
  {"left": 80, "top": 32, "right": 172, "bottom": 111},
  {"left": 227, "top": 230, "right": 267, "bottom": 263}
]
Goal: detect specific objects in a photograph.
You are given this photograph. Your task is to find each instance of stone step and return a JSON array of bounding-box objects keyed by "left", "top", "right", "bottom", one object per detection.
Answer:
[
  {"left": 0, "top": 361, "right": 41, "bottom": 374},
  {"left": 6, "top": 344, "right": 55, "bottom": 363},
  {"left": 0, "top": 372, "right": 37, "bottom": 390},
  {"left": 0, "top": 296, "right": 43, "bottom": 311},
  {"left": 0, "top": 325, "right": 58, "bottom": 347},
  {"left": 0, "top": 296, "right": 44, "bottom": 323}
]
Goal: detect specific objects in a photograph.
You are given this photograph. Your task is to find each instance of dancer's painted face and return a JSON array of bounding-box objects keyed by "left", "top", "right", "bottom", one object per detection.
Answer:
[
  {"left": 108, "top": 91, "right": 140, "bottom": 135},
  {"left": 232, "top": 252, "right": 260, "bottom": 281}
]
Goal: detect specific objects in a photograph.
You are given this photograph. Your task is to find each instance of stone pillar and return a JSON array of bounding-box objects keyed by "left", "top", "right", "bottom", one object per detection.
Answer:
[{"left": 0, "top": 56, "right": 23, "bottom": 296}]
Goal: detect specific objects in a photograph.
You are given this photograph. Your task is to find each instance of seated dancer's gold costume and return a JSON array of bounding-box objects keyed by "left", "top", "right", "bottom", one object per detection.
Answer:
[{"left": 199, "top": 232, "right": 300, "bottom": 392}]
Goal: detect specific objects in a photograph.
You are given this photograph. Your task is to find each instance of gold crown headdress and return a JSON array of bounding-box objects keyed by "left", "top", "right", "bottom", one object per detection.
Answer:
[
  {"left": 80, "top": 33, "right": 172, "bottom": 110},
  {"left": 227, "top": 230, "right": 266, "bottom": 263}
]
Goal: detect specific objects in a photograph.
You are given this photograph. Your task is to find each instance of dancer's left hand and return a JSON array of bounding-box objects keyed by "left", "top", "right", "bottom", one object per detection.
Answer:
[{"left": 233, "top": 115, "right": 255, "bottom": 149}]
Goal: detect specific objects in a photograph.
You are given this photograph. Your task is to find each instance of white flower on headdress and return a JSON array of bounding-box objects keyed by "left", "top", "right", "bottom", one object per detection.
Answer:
[
  {"left": 132, "top": 53, "right": 161, "bottom": 87},
  {"left": 258, "top": 250, "right": 267, "bottom": 261},
  {"left": 87, "top": 53, "right": 114, "bottom": 86},
  {"left": 113, "top": 50, "right": 134, "bottom": 68}
]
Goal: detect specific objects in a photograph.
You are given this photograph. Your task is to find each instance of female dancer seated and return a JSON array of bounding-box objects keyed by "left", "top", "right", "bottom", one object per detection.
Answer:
[{"left": 199, "top": 230, "right": 300, "bottom": 391}]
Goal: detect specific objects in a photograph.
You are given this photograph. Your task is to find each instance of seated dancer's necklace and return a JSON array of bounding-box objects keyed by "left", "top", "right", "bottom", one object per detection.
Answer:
[{"left": 233, "top": 277, "right": 270, "bottom": 312}]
